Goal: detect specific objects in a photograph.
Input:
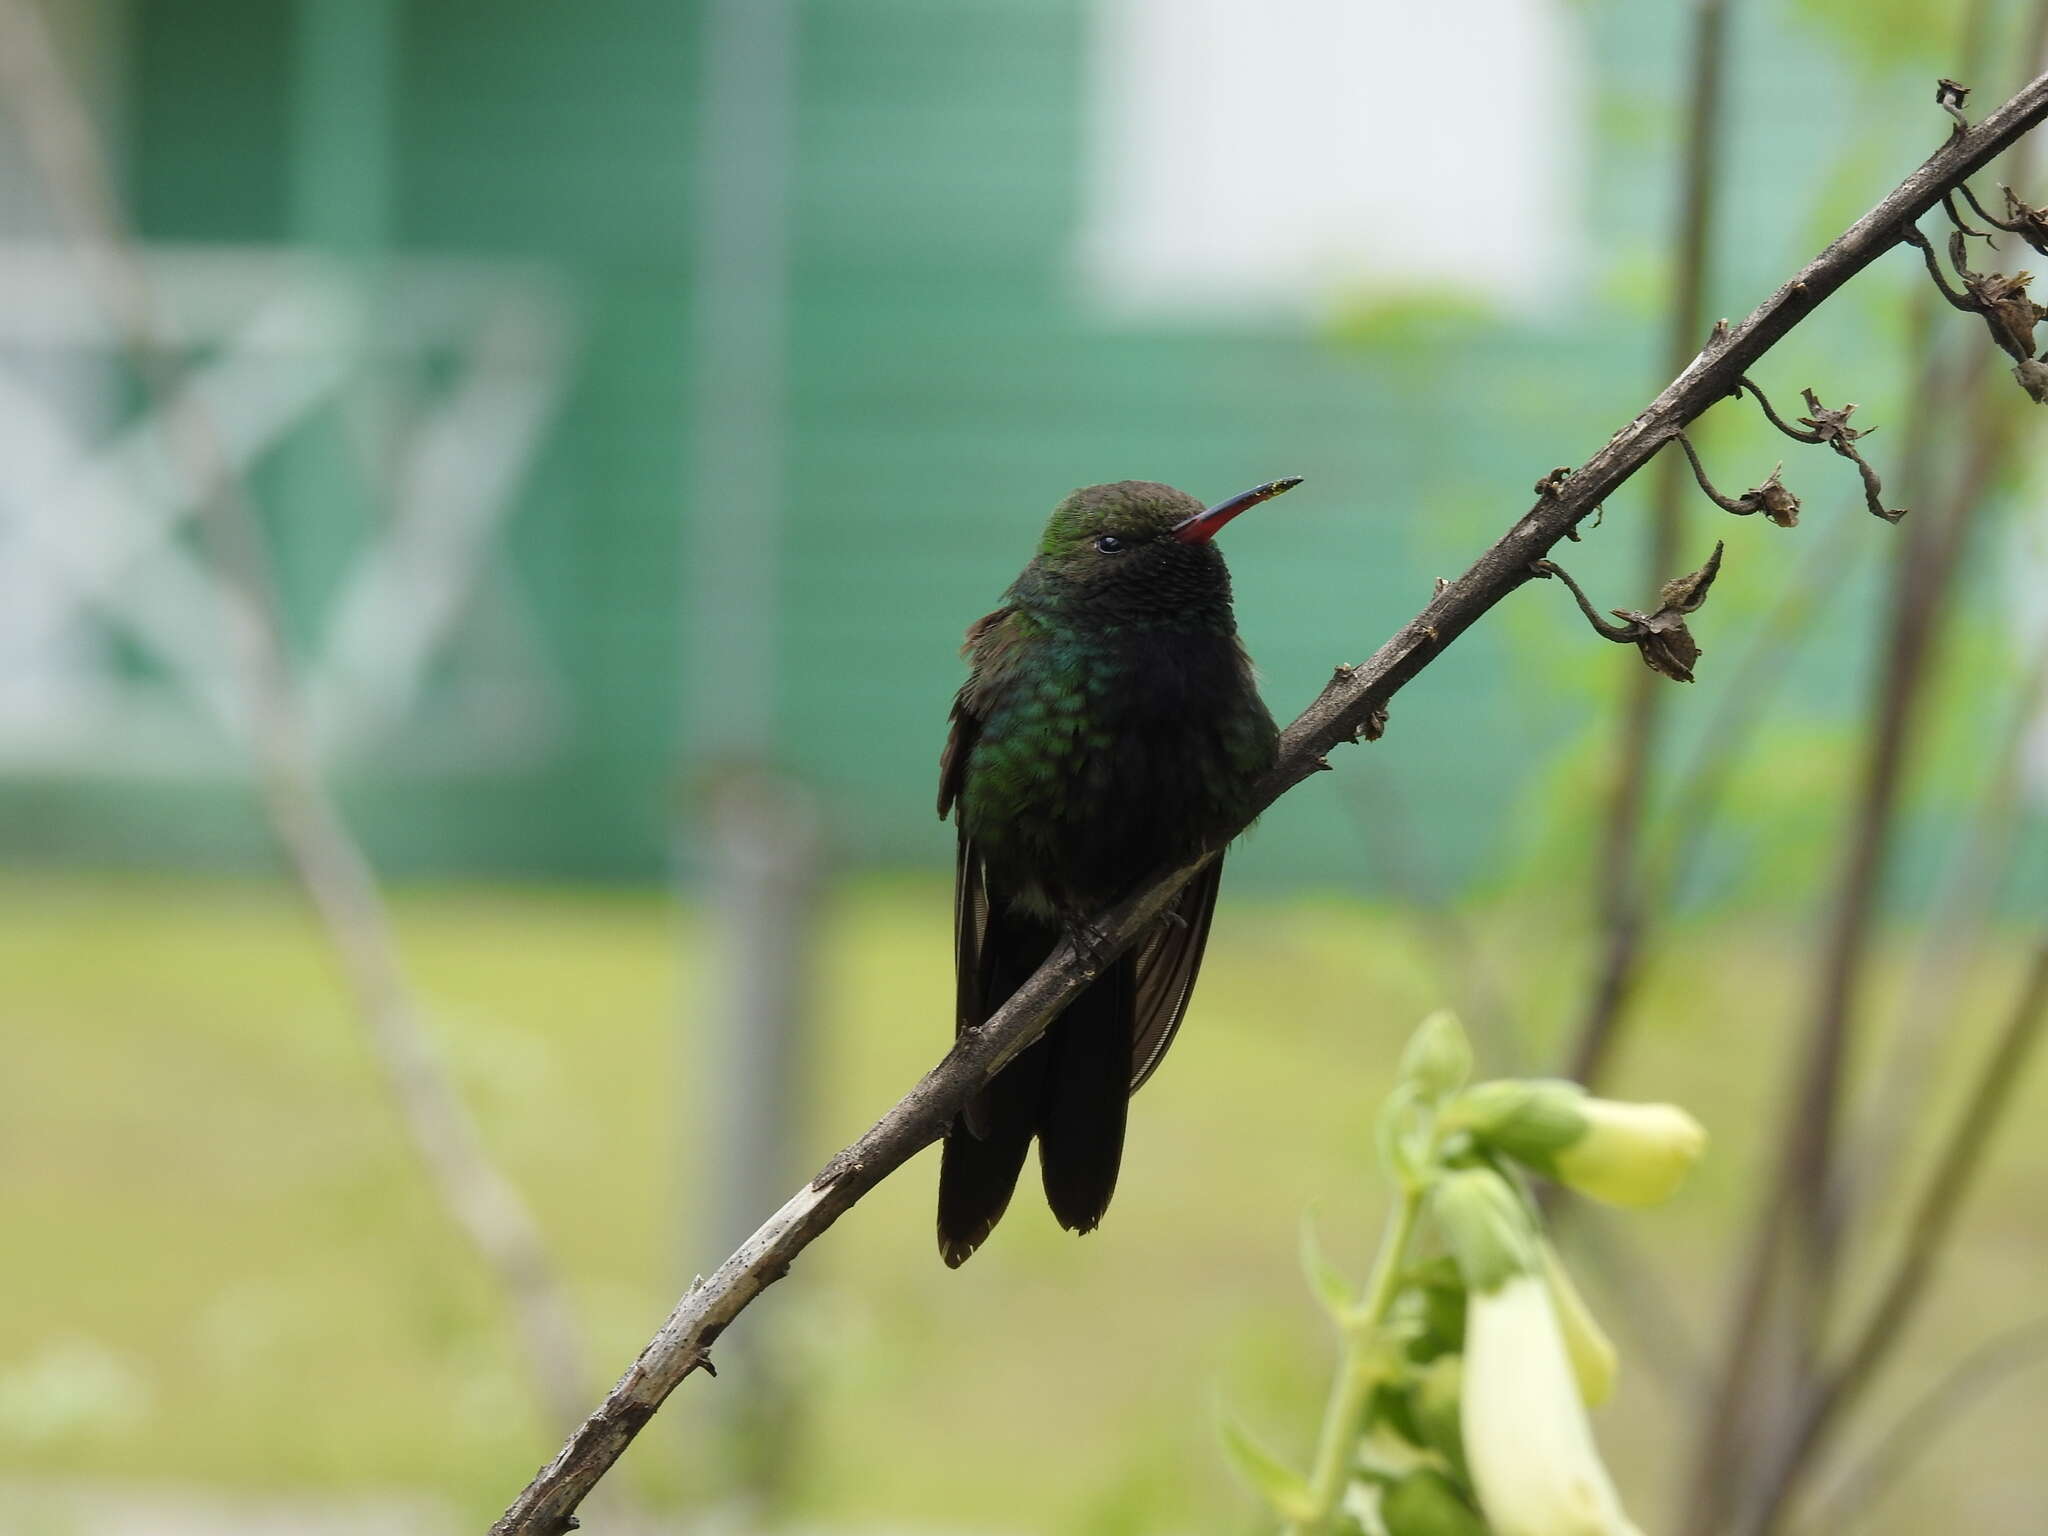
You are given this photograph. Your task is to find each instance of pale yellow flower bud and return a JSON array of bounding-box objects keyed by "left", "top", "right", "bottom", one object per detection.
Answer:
[
  {"left": 1551, "top": 1099, "right": 1706, "bottom": 1207},
  {"left": 1450, "top": 1081, "right": 1706, "bottom": 1207}
]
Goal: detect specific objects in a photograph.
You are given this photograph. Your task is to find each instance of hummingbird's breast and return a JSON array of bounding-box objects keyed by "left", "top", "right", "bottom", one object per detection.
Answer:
[{"left": 959, "top": 615, "right": 1277, "bottom": 914}]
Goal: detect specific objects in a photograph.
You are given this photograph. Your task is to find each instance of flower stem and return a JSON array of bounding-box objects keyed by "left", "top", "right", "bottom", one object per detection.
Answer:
[{"left": 1290, "top": 1181, "right": 1426, "bottom": 1533}]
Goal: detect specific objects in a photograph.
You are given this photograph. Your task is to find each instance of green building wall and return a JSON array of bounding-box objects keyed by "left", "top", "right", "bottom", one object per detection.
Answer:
[{"left": 4, "top": 0, "right": 2033, "bottom": 907}]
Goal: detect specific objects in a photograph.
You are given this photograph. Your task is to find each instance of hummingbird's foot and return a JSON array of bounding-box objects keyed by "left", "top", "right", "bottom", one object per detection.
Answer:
[{"left": 1061, "top": 915, "right": 1119, "bottom": 973}]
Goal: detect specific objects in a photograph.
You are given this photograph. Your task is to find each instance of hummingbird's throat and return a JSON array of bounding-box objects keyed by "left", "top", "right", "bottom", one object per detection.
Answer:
[{"left": 1169, "top": 476, "right": 1304, "bottom": 544}]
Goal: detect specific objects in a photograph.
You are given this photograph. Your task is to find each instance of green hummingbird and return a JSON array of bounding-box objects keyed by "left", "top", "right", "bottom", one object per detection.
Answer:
[{"left": 935, "top": 476, "right": 1299, "bottom": 1265}]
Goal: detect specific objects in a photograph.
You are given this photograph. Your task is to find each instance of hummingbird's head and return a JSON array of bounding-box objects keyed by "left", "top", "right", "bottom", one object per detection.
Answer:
[{"left": 1029, "top": 477, "right": 1301, "bottom": 615}]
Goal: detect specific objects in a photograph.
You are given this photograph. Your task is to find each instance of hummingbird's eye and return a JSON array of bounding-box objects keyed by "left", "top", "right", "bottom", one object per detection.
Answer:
[{"left": 1094, "top": 534, "right": 1126, "bottom": 554}]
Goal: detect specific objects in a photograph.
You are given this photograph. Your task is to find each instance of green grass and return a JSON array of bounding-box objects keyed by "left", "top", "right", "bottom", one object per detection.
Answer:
[{"left": 1, "top": 872, "right": 2043, "bottom": 1532}]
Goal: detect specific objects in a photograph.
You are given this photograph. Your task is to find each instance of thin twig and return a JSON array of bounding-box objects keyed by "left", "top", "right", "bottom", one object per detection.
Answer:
[
  {"left": 485, "top": 69, "right": 2048, "bottom": 1535},
  {"left": 1737, "top": 376, "right": 1826, "bottom": 442},
  {"left": 1738, "top": 932, "right": 2048, "bottom": 1533},
  {"left": 1686, "top": 21, "right": 2048, "bottom": 1522},
  {"left": 1940, "top": 186, "right": 1995, "bottom": 241},
  {"left": 1673, "top": 432, "right": 1797, "bottom": 522},
  {"left": 0, "top": 0, "right": 592, "bottom": 1436},
  {"left": 1673, "top": 432, "right": 1754, "bottom": 513},
  {"left": 1957, "top": 178, "right": 2014, "bottom": 233},
  {"left": 1714, "top": 355, "right": 2005, "bottom": 1536},
  {"left": 1527, "top": 559, "right": 1640, "bottom": 641},
  {"left": 1683, "top": 19, "right": 2026, "bottom": 1530},
  {"left": 1800, "top": 1311, "right": 2048, "bottom": 1534},
  {"left": 1902, "top": 221, "right": 1978, "bottom": 308},
  {"left": 1841, "top": 630, "right": 2048, "bottom": 1225},
  {"left": 1938, "top": 77, "right": 1974, "bottom": 136},
  {"left": 1955, "top": 178, "right": 2048, "bottom": 254}
]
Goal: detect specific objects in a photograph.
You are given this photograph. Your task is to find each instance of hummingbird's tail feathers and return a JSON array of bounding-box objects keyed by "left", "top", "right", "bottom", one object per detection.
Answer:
[
  {"left": 938, "top": 901, "right": 1053, "bottom": 1266},
  {"left": 1037, "top": 950, "right": 1136, "bottom": 1236},
  {"left": 937, "top": 1033, "right": 1046, "bottom": 1267}
]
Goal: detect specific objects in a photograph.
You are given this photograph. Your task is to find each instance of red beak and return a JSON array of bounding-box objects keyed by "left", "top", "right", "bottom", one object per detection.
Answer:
[{"left": 1169, "top": 476, "right": 1304, "bottom": 544}]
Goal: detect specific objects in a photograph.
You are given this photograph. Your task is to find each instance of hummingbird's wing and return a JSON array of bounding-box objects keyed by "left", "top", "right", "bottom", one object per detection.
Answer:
[
  {"left": 937, "top": 617, "right": 998, "bottom": 1090},
  {"left": 936, "top": 696, "right": 975, "bottom": 822},
  {"left": 937, "top": 603, "right": 1027, "bottom": 1089},
  {"left": 936, "top": 606, "right": 1013, "bottom": 819},
  {"left": 936, "top": 610, "right": 1057, "bottom": 1264},
  {"left": 1128, "top": 855, "right": 1225, "bottom": 1092}
]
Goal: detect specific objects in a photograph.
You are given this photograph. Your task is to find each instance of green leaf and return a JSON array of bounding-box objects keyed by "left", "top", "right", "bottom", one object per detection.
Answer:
[
  {"left": 1405, "top": 1257, "right": 1468, "bottom": 1363},
  {"left": 1299, "top": 1209, "right": 1356, "bottom": 1319},
  {"left": 1369, "top": 1376, "right": 1425, "bottom": 1447},
  {"left": 1410, "top": 1355, "right": 1468, "bottom": 1483},
  {"left": 1219, "top": 1413, "right": 1315, "bottom": 1521}
]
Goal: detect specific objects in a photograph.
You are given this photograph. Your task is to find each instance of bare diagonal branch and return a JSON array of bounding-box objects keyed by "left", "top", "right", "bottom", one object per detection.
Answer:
[{"left": 489, "top": 69, "right": 2048, "bottom": 1536}]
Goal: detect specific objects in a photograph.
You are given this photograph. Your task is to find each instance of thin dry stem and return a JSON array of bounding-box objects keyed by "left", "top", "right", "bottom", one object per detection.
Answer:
[
  {"left": 1801, "top": 1311, "right": 2048, "bottom": 1533},
  {"left": 1841, "top": 631, "right": 2048, "bottom": 1221},
  {"left": 1686, "top": 23, "right": 2048, "bottom": 1529},
  {"left": 0, "top": 0, "right": 592, "bottom": 1437},
  {"left": 1738, "top": 933, "right": 2048, "bottom": 1533},
  {"left": 1570, "top": 0, "right": 1736, "bottom": 1093}
]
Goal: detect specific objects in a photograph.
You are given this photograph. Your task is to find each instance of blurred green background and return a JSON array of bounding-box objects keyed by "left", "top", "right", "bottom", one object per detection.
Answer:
[{"left": 2, "top": 0, "right": 2046, "bottom": 1532}]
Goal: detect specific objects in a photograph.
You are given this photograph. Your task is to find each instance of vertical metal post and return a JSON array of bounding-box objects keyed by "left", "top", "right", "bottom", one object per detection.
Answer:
[
  {"left": 684, "top": 0, "right": 793, "bottom": 749},
  {"left": 679, "top": 0, "right": 806, "bottom": 1519},
  {"left": 694, "top": 767, "right": 820, "bottom": 1514}
]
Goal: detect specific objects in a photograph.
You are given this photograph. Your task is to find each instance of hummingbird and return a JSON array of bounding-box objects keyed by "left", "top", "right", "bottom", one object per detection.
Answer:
[{"left": 935, "top": 476, "right": 1298, "bottom": 1265}]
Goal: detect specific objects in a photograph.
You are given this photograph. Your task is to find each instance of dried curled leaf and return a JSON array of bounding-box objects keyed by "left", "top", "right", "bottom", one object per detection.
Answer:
[
  {"left": 1611, "top": 610, "right": 1702, "bottom": 683},
  {"left": 1656, "top": 540, "right": 1724, "bottom": 615},
  {"left": 1751, "top": 466, "right": 1801, "bottom": 527},
  {"left": 2003, "top": 186, "right": 2048, "bottom": 256},
  {"left": 2015, "top": 357, "right": 2048, "bottom": 405},
  {"left": 1968, "top": 267, "right": 2048, "bottom": 359},
  {"left": 1945, "top": 230, "right": 2048, "bottom": 363},
  {"left": 1606, "top": 541, "right": 1725, "bottom": 682},
  {"left": 1796, "top": 393, "right": 1864, "bottom": 443},
  {"left": 1797, "top": 390, "right": 1909, "bottom": 521},
  {"left": 1532, "top": 541, "right": 1725, "bottom": 684}
]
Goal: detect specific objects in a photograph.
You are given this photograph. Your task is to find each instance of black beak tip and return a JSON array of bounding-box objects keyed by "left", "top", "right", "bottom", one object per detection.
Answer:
[{"left": 1172, "top": 473, "right": 1307, "bottom": 543}]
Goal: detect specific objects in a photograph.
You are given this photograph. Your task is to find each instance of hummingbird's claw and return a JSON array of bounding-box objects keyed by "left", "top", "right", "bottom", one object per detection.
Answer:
[{"left": 1063, "top": 916, "right": 1118, "bottom": 972}]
